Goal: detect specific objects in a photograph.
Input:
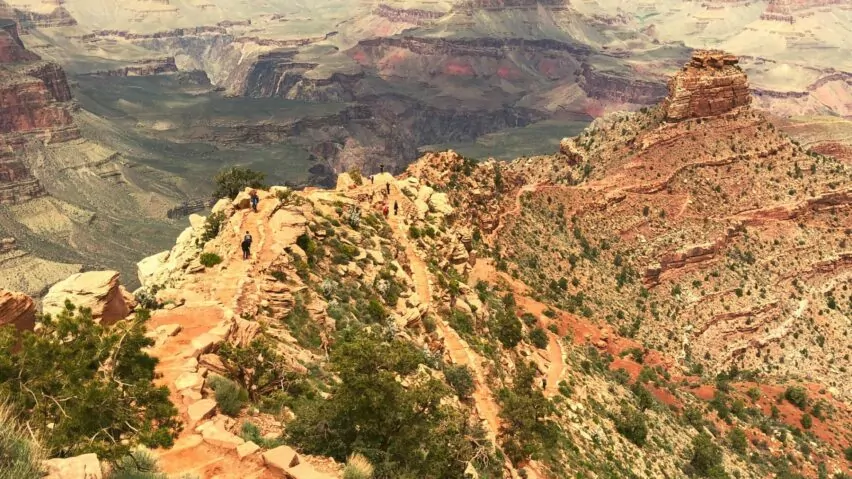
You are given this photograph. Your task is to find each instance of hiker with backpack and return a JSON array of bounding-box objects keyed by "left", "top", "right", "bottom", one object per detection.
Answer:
[
  {"left": 249, "top": 190, "right": 259, "bottom": 212},
  {"left": 241, "top": 231, "right": 252, "bottom": 259}
]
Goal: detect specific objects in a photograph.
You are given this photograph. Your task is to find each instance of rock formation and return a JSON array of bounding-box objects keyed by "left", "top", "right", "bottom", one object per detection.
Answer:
[
  {"left": 662, "top": 50, "right": 751, "bottom": 121},
  {"left": 0, "top": 18, "right": 37, "bottom": 62},
  {"left": 0, "top": 288, "right": 35, "bottom": 331},
  {"left": 42, "top": 271, "right": 136, "bottom": 324},
  {"left": 0, "top": 18, "right": 77, "bottom": 205}
]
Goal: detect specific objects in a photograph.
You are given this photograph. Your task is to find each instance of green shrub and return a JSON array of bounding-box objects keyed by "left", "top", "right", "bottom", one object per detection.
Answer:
[
  {"left": 448, "top": 311, "right": 474, "bottom": 335},
  {"left": 614, "top": 406, "right": 648, "bottom": 447},
  {"left": 611, "top": 368, "right": 630, "bottom": 385},
  {"left": 0, "top": 404, "right": 43, "bottom": 479},
  {"left": 343, "top": 453, "right": 374, "bottom": 479},
  {"left": 347, "top": 168, "right": 363, "bottom": 186},
  {"left": 784, "top": 386, "right": 808, "bottom": 410},
  {"left": 198, "top": 212, "right": 225, "bottom": 245},
  {"left": 0, "top": 306, "right": 179, "bottom": 461},
  {"left": 746, "top": 387, "right": 762, "bottom": 402},
  {"left": 200, "top": 252, "right": 223, "bottom": 268},
  {"left": 801, "top": 413, "right": 813, "bottom": 430},
  {"left": 213, "top": 166, "right": 266, "bottom": 199},
  {"left": 240, "top": 422, "right": 282, "bottom": 449},
  {"left": 528, "top": 327, "right": 548, "bottom": 349},
  {"left": 106, "top": 450, "right": 167, "bottom": 479},
  {"left": 688, "top": 433, "right": 727, "bottom": 478},
  {"left": 207, "top": 375, "right": 248, "bottom": 417},
  {"left": 497, "top": 362, "right": 557, "bottom": 465},
  {"left": 444, "top": 365, "right": 475, "bottom": 400},
  {"left": 494, "top": 310, "right": 522, "bottom": 348},
  {"left": 409, "top": 226, "right": 421, "bottom": 239},
  {"left": 844, "top": 445, "right": 852, "bottom": 462},
  {"left": 728, "top": 428, "right": 748, "bottom": 454},
  {"left": 631, "top": 382, "right": 656, "bottom": 411},
  {"left": 287, "top": 330, "right": 500, "bottom": 478}
]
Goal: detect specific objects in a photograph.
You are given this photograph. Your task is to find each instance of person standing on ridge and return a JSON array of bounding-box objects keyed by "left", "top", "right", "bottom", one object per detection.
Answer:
[
  {"left": 241, "top": 231, "right": 253, "bottom": 260},
  {"left": 393, "top": 201, "right": 398, "bottom": 216},
  {"left": 386, "top": 182, "right": 390, "bottom": 195},
  {"left": 379, "top": 163, "right": 385, "bottom": 174},
  {"left": 249, "top": 190, "right": 259, "bottom": 212}
]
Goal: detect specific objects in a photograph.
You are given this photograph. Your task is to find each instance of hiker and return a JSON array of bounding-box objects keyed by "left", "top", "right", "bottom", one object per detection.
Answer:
[
  {"left": 542, "top": 378, "right": 547, "bottom": 391},
  {"left": 241, "top": 231, "right": 252, "bottom": 259},
  {"left": 393, "top": 201, "right": 398, "bottom": 216},
  {"left": 385, "top": 182, "right": 390, "bottom": 195},
  {"left": 370, "top": 175, "right": 374, "bottom": 184},
  {"left": 249, "top": 190, "right": 259, "bottom": 212},
  {"left": 379, "top": 163, "right": 385, "bottom": 174},
  {"left": 382, "top": 203, "right": 389, "bottom": 219}
]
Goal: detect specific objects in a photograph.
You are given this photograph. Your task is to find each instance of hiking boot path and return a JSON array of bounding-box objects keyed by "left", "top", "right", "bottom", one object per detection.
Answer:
[
  {"left": 386, "top": 184, "right": 527, "bottom": 479},
  {"left": 145, "top": 197, "right": 315, "bottom": 479}
]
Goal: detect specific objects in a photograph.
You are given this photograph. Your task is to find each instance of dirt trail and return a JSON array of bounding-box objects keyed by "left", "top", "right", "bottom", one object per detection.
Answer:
[
  {"left": 146, "top": 198, "right": 283, "bottom": 479},
  {"left": 468, "top": 259, "right": 565, "bottom": 398},
  {"left": 383, "top": 184, "right": 521, "bottom": 477},
  {"left": 490, "top": 182, "right": 542, "bottom": 240}
]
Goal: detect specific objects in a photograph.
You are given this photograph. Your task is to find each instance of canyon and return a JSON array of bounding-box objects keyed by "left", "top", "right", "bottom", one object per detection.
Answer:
[
  {"left": 0, "top": 1, "right": 848, "bottom": 302},
  {"left": 1, "top": 47, "right": 850, "bottom": 478}
]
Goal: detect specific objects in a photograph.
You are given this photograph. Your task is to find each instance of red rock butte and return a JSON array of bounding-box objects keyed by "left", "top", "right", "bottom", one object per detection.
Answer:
[{"left": 662, "top": 50, "right": 751, "bottom": 121}]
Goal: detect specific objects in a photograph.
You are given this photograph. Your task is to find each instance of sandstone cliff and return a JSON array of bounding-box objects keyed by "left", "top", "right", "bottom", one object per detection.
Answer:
[{"left": 662, "top": 50, "right": 751, "bottom": 121}]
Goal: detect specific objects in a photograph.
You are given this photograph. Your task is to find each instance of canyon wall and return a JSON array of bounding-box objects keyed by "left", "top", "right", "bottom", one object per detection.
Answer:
[{"left": 0, "top": 18, "right": 77, "bottom": 205}]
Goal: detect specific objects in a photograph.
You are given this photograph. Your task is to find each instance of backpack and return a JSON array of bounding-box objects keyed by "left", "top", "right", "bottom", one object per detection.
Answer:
[{"left": 243, "top": 234, "right": 252, "bottom": 246}]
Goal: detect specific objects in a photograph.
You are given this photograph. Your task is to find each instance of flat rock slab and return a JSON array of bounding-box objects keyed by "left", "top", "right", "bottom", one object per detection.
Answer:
[
  {"left": 187, "top": 332, "right": 224, "bottom": 357},
  {"left": 187, "top": 398, "right": 217, "bottom": 423},
  {"left": 262, "top": 445, "right": 299, "bottom": 473},
  {"left": 156, "top": 323, "right": 182, "bottom": 337},
  {"left": 201, "top": 424, "right": 244, "bottom": 450},
  {"left": 237, "top": 440, "right": 260, "bottom": 459},
  {"left": 174, "top": 372, "right": 204, "bottom": 391}
]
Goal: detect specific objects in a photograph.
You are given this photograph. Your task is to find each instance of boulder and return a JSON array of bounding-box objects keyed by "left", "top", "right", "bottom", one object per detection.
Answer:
[
  {"left": 201, "top": 423, "right": 245, "bottom": 450},
  {"left": 211, "top": 198, "right": 234, "bottom": 216},
  {"left": 335, "top": 172, "right": 357, "bottom": 191},
  {"left": 42, "top": 271, "right": 135, "bottom": 325},
  {"left": 262, "top": 445, "right": 300, "bottom": 473},
  {"left": 0, "top": 289, "right": 35, "bottom": 331},
  {"left": 428, "top": 192, "right": 453, "bottom": 215},
  {"left": 199, "top": 354, "right": 228, "bottom": 375},
  {"left": 137, "top": 251, "right": 169, "bottom": 286},
  {"left": 44, "top": 453, "right": 102, "bottom": 479},
  {"left": 187, "top": 398, "right": 217, "bottom": 423},
  {"left": 232, "top": 318, "right": 260, "bottom": 347},
  {"left": 233, "top": 190, "right": 252, "bottom": 210},
  {"left": 187, "top": 332, "right": 225, "bottom": 358},
  {"left": 236, "top": 441, "right": 260, "bottom": 459},
  {"left": 174, "top": 372, "right": 205, "bottom": 391},
  {"left": 188, "top": 214, "right": 206, "bottom": 231}
]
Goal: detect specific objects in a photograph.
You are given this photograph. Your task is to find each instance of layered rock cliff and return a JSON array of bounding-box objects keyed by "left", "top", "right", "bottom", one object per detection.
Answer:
[
  {"left": 0, "top": 18, "right": 36, "bottom": 62},
  {"left": 662, "top": 50, "right": 751, "bottom": 121},
  {"left": 0, "top": 19, "right": 76, "bottom": 205}
]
